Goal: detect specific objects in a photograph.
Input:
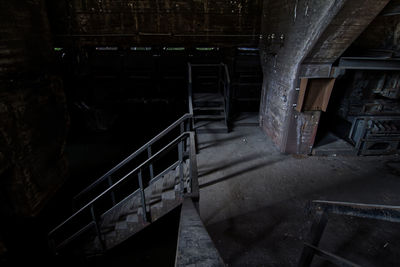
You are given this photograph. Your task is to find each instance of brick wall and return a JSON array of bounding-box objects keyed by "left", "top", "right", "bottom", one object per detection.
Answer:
[{"left": 46, "top": 0, "right": 263, "bottom": 46}]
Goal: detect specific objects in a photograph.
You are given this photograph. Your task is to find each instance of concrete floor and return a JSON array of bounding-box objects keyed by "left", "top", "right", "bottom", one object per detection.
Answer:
[{"left": 196, "top": 118, "right": 400, "bottom": 266}]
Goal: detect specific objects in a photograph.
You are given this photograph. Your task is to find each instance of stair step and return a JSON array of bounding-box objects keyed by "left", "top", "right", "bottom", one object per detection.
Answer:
[
  {"left": 126, "top": 214, "right": 139, "bottom": 223},
  {"left": 195, "top": 75, "right": 218, "bottom": 79},
  {"left": 104, "top": 229, "right": 117, "bottom": 238},
  {"left": 81, "top": 157, "right": 189, "bottom": 255},
  {"left": 115, "top": 221, "right": 128, "bottom": 230},
  {"left": 194, "top": 107, "right": 224, "bottom": 111},
  {"left": 194, "top": 98, "right": 224, "bottom": 103},
  {"left": 195, "top": 82, "right": 218, "bottom": 86},
  {"left": 162, "top": 189, "right": 176, "bottom": 200},
  {"left": 193, "top": 93, "right": 224, "bottom": 103},
  {"left": 195, "top": 115, "right": 225, "bottom": 120}
]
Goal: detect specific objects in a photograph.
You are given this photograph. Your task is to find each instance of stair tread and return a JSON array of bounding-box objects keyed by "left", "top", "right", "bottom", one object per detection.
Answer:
[
  {"left": 193, "top": 93, "right": 224, "bottom": 102},
  {"left": 195, "top": 115, "right": 225, "bottom": 120},
  {"left": 126, "top": 214, "right": 139, "bottom": 223},
  {"left": 194, "top": 107, "right": 224, "bottom": 111},
  {"left": 80, "top": 156, "right": 190, "bottom": 255}
]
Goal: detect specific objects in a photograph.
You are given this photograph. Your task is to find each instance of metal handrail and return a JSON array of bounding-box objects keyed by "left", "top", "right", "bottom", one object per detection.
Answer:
[
  {"left": 49, "top": 132, "right": 190, "bottom": 239},
  {"left": 100, "top": 160, "right": 179, "bottom": 220},
  {"left": 50, "top": 63, "right": 205, "bottom": 253},
  {"left": 55, "top": 221, "right": 95, "bottom": 251},
  {"left": 298, "top": 200, "right": 400, "bottom": 266},
  {"left": 188, "top": 62, "right": 231, "bottom": 129},
  {"left": 312, "top": 200, "right": 400, "bottom": 223},
  {"left": 73, "top": 113, "right": 193, "bottom": 206}
]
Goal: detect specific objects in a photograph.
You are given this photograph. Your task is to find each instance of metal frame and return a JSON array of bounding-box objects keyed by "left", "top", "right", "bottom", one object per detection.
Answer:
[
  {"left": 73, "top": 113, "right": 193, "bottom": 208},
  {"left": 298, "top": 200, "right": 400, "bottom": 267},
  {"left": 221, "top": 63, "right": 232, "bottom": 128},
  {"left": 48, "top": 96, "right": 200, "bottom": 249},
  {"left": 188, "top": 62, "right": 232, "bottom": 132},
  {"left": 338, "top": 57, "right": 400, "bottom": 71},
  {"left": 349, "top": 116, "right": 400, "bottom": 156},
  {"left": 49, "top": 130, "right": 198, "bottom": 252},
  {"left": 50, "top": 63, "right": 209, "bottom": 256}
]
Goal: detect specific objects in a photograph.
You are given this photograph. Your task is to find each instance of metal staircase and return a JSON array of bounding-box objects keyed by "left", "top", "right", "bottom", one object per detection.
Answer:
[
  {"left": 188, "top": 63, "right": 232, "bottom": 133},
  {"left": 48, "top": 61, "right": 228, "bottom": 265},
  {"left": 48, "top": 113, "right": 198, "bottom": 256},
  {"left": 231, "top": 48, "right": 263, "bottom": 114}
]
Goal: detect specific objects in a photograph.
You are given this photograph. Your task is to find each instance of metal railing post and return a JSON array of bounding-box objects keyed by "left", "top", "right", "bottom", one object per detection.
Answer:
[
  {"left": 107, "top": 176, "right": 116, "bottom": 206},
  {"left": 223, "top": 64, "right": 231, "bottom": 130},
  {"left": 219, "top": 64, "right": 223, "bottom": 93},
  {"left": 147, "top": 146, "right": 154, "bottom": 180},
  {"left": 178, "top": 140, "right": 184, "bottom": 194},
  {"left": 298, "top": 210, "right": 328, "bottom": 267},
  {"left": 138, "top": 170, "right": 147, "bottom": 222},
  {"left": 185, "top": 118, "right": 190, "bottom": 132},
  {"left": 90, "top": 205, "right": 106, "bottom": 251},
  {"left": 49, "top": 132, "right": 192, "bottom": 253},
  {"left": 72, "top": 114, "right": 191, "bottom": 204},
  {"left": 180, "top": 121, "right": 185, "bottom": 134},
  {"left": 226, "top": 81, "right": 231, "bottom": 127}
]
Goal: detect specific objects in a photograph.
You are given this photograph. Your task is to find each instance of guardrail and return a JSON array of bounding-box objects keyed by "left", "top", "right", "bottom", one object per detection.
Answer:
[
  {"left": 49, "top": 130, "right": 197, "bottom": 252},
  {"left": 188, "top": 62, "right": 232, "bottom": 130},
  {"left": 298, "top": 200, "right": 400, "bottom": 267},
  {"left": 72, "top": 113, "right": 193, "bottom": 210}
]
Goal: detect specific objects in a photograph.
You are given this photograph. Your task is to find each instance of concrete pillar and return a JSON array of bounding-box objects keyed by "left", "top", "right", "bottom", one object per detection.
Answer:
[{"left": 259, "top": 0, "right": 390, "bottom": 154}]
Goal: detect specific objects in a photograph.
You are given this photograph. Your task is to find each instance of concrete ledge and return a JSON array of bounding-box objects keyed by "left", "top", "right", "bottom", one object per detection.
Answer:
[{"left": 175, "top": 199, "right": 224, "bottom": 267}]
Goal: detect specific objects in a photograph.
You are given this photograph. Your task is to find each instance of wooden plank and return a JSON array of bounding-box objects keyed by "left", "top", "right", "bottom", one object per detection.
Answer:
[
  {"left": 296, "top": 78, "right": 336, "bottom": 112},
  {"left": 296, "top": 78, "right": 309, "bottom": 112}
]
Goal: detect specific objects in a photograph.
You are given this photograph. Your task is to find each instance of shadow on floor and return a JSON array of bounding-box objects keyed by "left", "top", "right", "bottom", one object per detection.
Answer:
[
  {"left": 198, "top": 152, "right": 262, "bottom": 177},
  {"left": 197, "top": 134, "right": 244, "bottom": 150},
  {"left": 199, "top": 157, "right": 283, "bottom": 189},
  {"left": 206, "top": 171, "right": 400, "bottom": 267}
]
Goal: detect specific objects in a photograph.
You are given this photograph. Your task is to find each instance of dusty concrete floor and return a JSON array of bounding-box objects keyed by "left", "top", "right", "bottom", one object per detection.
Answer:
[{"left": 196, "top": 119, "right": 400, "bottom": 267}]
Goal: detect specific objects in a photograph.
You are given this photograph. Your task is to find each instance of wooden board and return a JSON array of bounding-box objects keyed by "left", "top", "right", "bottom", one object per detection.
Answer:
[{"left": 296, "top": 78, "right": 336, "bottom": 112}]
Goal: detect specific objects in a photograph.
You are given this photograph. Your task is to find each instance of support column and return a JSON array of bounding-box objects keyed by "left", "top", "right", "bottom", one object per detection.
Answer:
[{"left": 259, "top": 0, "right": 390, "bottom": 154}]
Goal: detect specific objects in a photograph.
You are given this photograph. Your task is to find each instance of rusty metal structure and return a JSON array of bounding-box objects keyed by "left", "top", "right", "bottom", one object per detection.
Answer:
[{"left": 1, "top": 0, "right": 400, "bottom": 266}]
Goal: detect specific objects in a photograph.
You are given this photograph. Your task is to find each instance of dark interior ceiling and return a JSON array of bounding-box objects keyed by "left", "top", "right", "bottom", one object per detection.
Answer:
[{"left": 46, "top": 0, "right": 263, "bottom": 47}]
